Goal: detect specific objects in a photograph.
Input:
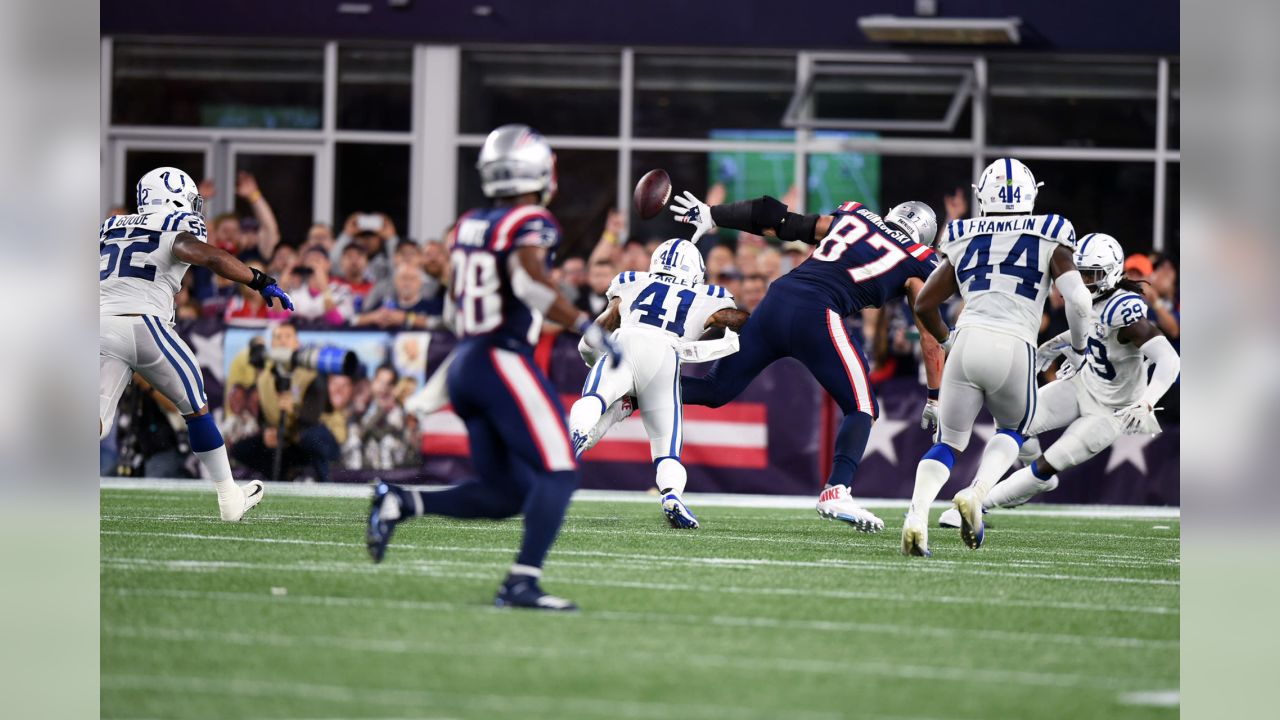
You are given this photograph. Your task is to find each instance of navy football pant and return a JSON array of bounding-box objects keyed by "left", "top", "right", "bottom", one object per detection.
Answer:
[
  {"left": 413, "top": 341, "right": 577, "bottom": 569},
  {"left": 682, "top": 292, "right": 876, "bottom": 489}
]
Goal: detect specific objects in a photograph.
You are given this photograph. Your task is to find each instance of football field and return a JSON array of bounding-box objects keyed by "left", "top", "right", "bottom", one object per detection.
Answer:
[{"left": 101, "top": 484, "right": 1179, "bottom": 720}]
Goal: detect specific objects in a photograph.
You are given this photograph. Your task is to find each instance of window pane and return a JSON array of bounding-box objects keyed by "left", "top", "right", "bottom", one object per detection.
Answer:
[
  {"left": 232, "top": 153, "right": 315, "bottom": 244},
  {"left": 456, "top": 147, "right": 616, "bottom": 259},
  {"left": 338, "top": 44, "right": 413, "bottom": 132},
  {"left": 112, "top": 39, "right": 323, "bottom": 129},
  {"left": 1168, "top": 62, "right": 1180, "bottom": 150},
  {"left": 878, "top": 156, "right": 974, "bottom": 223},
  {"left": 460, "top": 50, "right": 620, "bottom": 136},
  {"left": 812, "top": 68, "right": 972, "bottom": 138},
  {"left": 335, "top": 144, "right": 411, "bottom": 240},
  {"left": 122, "top": 149, "right": 206, "bottom": 211},
  {"left": 989, "top": 59, "right": 1158, "bottom": 148},
  {"left": 633, "top": 54, "right": 795, "bottom": 137},
  {"left": 1030, "top": 161, "right": 1156, "bottom": 253},
  {"left": 629, "top": 151, "right": 716, "bottom": 243}
]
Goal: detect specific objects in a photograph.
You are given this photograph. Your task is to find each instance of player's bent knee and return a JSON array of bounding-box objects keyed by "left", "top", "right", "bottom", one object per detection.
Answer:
[
  {"left": 995, "top": 428, "right": 1024, "bottom": 446},
  {"left": 922, "top": 443, "right": 957, "bottom": 470}
]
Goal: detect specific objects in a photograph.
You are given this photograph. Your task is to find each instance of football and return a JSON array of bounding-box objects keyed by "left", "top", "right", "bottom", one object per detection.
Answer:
[{"left": 633, "top": 168, "right": 672, "bottom": 220}]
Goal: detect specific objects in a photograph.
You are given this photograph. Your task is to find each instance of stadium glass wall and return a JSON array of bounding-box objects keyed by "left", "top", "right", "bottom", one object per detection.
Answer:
[{"left": 102, "top": 39, "right": 1179, "bottom": 257}]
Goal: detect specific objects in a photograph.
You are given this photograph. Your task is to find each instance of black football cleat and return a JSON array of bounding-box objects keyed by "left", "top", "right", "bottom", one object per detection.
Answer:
[
  {"left": 366, "top": 481, "right": 405, "bottom": 563},
  {"left": 494, "top": 574, "right": 578, "bottom": 612}
]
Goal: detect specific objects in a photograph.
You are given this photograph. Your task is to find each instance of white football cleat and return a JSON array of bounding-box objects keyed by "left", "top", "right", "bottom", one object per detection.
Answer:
[
  {"left": 219, "top": 480, "right": 265, "bottom": 522},
  {"left": 938, "top": 507, "right": 962, "bottom": 528},
  {"left": 901, "top": 514, "right": 931, "bottom": 557},
  {"left": 661, "top": 492, "right": 699, "bottom": 529},
  {"left": 952, "top": 487, "right": 985, "bottom": 550},
  {"left": 815, "top": 484, "right": 884, "bottom": 533}
]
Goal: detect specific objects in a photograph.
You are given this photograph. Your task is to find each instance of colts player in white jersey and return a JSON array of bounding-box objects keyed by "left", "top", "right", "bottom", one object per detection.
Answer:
[
  {"left": 100, "top": 167, "right": 294, "bottom": 520},
  {"left": 569, "top": 237, "right": 748, "bottom": 529},
  {"left": 937, "top": 233, "right": 1180, "bottom": 523},
  {"left": 903, "top": 158, "right": 1095, "bottom": 556}
]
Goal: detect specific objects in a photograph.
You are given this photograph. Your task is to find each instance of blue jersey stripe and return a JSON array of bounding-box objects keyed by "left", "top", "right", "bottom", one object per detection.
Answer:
[
  {"left": 1052, "top": 215, "right": 1066, "bottom": 238},
  {"left": 1040, "top": 214, "right": 1054, "bottom": 235},
  {"left": 155, "top": 319, "right": 206, "bottom": 404}
]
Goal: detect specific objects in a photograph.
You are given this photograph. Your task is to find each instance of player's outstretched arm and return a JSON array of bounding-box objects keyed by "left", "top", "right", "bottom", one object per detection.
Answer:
[
  {"left": 510, "top": 247, "right": 622, "bottom": 365},
  {"left": 670, "top": 192, "right": 833, "bottom": 244},
  {"left": 1115, "top": 318, "right": 1181, "bottom": 431},
  {"left": 912, "top": 261, "right": 959, "bottom": 346},
  {"left": 172, "top": 232, "right": 294, "bottom": 310},
  {"left": 1048, "top": 245, "right": 1093, "bottom": 360}
]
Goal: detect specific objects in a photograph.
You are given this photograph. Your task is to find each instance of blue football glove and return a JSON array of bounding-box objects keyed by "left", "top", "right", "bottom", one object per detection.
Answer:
[
  {"left": 248, "top": 268, "right": 294, "bottom": 311},
  {"left": 261, "top": 284, "right": 294, "bottom": 311},
  {"left": 578, "top": 317, "right": 622, "bottom": 368}
]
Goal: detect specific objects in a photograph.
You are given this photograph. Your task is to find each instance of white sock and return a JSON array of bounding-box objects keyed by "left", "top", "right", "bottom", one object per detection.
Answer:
[
  {"left": 909, "top": 459, "right": 951, "bottom": 522},
  {"left": 969, "top": 432, "right": 1022, "bottom": 500},
  {"left": 655, "top": 457, "right": 688, "bottom": 496},
  {"left": 510, "top": 564, "right": 541, "bottom": 579},
  {"left": 194, "top": 445, "right": 238, "bottom": 502},
  {"left": 984, "top": 466, "right": 1056, "bottom": 509},
  {"left": 569, "top": 396, "right": 604, "bottom": 443}
]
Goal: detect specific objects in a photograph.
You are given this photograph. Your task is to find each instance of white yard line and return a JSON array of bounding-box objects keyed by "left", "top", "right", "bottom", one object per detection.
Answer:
[
  {"left": 100, "top": 478, "right": 1180, "bottom": 520},
  {"left": 103, "top": 587, "right": 1178, "bottom": 651},
  {"left": 100, "top": 673, "right": 848, "bottom": 720},
  {"left": 103, "top": 624, "right": 1170, "bottom": 691},
  {"left": 100, "top": 529, "right": 1180, "bottom": 587},
  {"left": 99, "top": 514, "right": 1178, "bottom": 568},
  {"left": 102, "top": 556, "right": 1180, "bottom": 615}
]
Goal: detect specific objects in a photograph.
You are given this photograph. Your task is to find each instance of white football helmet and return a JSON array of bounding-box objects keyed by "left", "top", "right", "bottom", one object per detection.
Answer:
[
  {"left": 1074, "top": 233, "right": 1125, "bottom": 298},
  {"left": 973, "top": 158, "right": 1042, "bottom": 215},
  {"left": 477, "top": 124, "right": 557, "bottom": 205},
  {"left": 650, "top": 238, "right": 706, "bottom": 285},
  {"left": 884, "top": 200, "right": 938, "bottom": 246},
  {"left": 136, "top": 166, "right": 203, "bottom": 216}
]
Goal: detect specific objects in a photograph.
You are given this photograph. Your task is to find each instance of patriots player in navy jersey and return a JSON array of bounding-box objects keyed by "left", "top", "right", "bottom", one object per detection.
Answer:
[
  {"left": 366, "top": 125, "right": 621, "bottom": 611},
  {"left": 670, "top": 193, "right": 945, "bottom": 532}
]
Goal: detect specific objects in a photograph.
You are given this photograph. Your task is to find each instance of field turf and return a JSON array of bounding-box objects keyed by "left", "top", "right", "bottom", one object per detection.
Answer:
[{"left": 101, "top": 486, "right": 1179, "bottom": 720}]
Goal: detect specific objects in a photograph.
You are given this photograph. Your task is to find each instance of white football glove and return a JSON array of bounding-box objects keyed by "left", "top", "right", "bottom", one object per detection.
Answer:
[
  {"left": 920, "top": 398, "right": 940, "bottom": 432},
  {"left": 1114, "top": 401, "right": 1161, "bottom": 434},
  {"left": 1035, "top": 338, "right": 1070, "bottom": 374},
  {"left": 669, "top": 191, "right": 715, "bottom": 242}
]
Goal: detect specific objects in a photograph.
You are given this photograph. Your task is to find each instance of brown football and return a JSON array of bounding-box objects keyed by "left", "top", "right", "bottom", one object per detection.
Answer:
[{"left": 633, "top": 168, "right": 672, "bottom": 220}]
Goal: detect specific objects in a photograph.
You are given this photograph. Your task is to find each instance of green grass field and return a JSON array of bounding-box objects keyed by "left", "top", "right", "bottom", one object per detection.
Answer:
[{"left": 101, "top": 486, "right": 1179, "bottom": 720}]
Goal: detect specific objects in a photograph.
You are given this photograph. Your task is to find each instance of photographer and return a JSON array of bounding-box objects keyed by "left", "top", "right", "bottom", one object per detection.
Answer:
[{"left": 228, "top": 321, "right": 341, "bottom": 482}]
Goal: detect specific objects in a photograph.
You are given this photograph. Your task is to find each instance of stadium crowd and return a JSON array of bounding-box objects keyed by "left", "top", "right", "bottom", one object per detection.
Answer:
[{"left": 102, "top": 173, "right": 1179, "bottom": 481}]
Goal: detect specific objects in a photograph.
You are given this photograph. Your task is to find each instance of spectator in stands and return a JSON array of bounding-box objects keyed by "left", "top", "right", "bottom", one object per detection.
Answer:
[
  {"left": 334, "top": 244, "right": 374, "bottom": 311},
  {"left": 1148, "top": 253, "right": 1180, "bottom": 340},
  {"left": 757, "top": 246, "right": 784, "bottom": 283},
  {"left": 225, "top": 261, "right": 291, "bottom": 327},
  {"left": 587, "top": 208, "right": 626, "bottom": 269},
  {"left": 307, "top": 222, "right": 335, "bottom": 254},
  {"left": 357, "top": 365, "right": 421, "bottom": 470},
  {"left": 210, "top": 172, "right": 281, "bottom": 262},
  {"left": 780, "top": 240, "right": 811, "bottom": 272},
  {"left": 716, "top": 268, "right": 743, "bottom": 301},
  {"left": 736, "top": 233, "right": 765, "bottom": 275},
  {"left": 285, "top": 247, "right": 355, "bottom": 327},
  {"left": 620, "top": 238, "right": 651, "bottom": 273},
  {"left": 320, "top": 374, "right": 362, "bottom": 470},
  {"left": 556, "top": 256, "right": 586, "bottom": 305},
  {"left": 267, "top": 244, "right": 299, "bottom": 280},
  {"left": 577, "top": 259, "right": 615, "bottom": 317},
  {"left": 353, "top": 265, "right": 439, "bottom": 329},
  {"left": 228, "top": 321, "right": 340, "bottom": 482},
  {"left": 739, "top": 274, "right": 768, "bottom": 312},
  {"left": 706, "top": 243, "right": 736, "bottom": 280},
  {"left": 364, "top": 239, "right": 426, "bottom": 312},
  {"left": 420, "top": 239, "right": 449, "bottom": 309},
  {"left": 332, "top": 212, "right": 400, "bottom": 284}
]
